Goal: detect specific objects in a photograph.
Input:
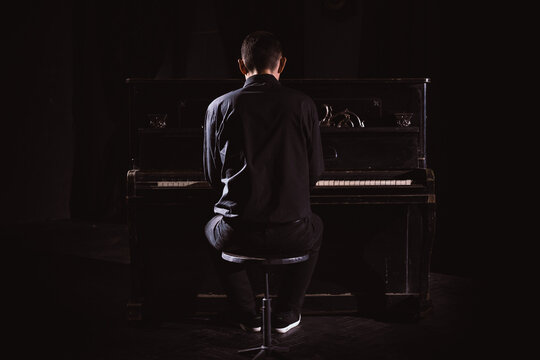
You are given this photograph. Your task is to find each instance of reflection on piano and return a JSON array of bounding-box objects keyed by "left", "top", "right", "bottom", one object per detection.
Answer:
[{"left": 125, "top": 78, "right": 436, "bottom": 322}]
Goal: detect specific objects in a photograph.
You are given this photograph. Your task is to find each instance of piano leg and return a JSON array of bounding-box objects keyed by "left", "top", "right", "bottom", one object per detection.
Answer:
[
  {"left": 419, "top": 202, "right": 436, "bottom": 316},
  {"left": 127, "top": 198, "right": 144, "bottom": 322}
]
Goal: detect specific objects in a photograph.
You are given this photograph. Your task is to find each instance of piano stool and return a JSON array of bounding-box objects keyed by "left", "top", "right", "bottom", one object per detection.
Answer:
[{"left": 221, "top": 251, "right": 310, "bottom": 360}]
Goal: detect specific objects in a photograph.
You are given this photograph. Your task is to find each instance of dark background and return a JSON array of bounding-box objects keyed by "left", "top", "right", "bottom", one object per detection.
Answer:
[{"left": 4, "top": 0, "right": 472, "bottom": 277}]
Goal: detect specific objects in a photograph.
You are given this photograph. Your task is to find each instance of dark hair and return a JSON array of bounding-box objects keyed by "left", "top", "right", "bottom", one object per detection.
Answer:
[{"left": 240, "top": 31, "right": 283, "bottom": 72}]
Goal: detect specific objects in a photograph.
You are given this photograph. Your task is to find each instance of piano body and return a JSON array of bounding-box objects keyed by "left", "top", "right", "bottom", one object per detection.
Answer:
[{"left": 125, "top": 78, "right": 436, "bottom": 322}]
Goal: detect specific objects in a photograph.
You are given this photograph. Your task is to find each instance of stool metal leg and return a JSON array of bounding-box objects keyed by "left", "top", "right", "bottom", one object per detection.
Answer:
[
  {"left": 263, "top": 271, "right": 271, "bottom": 347},
  {"left": 237, "top": 268, "right": 290, "bottom": 359}
]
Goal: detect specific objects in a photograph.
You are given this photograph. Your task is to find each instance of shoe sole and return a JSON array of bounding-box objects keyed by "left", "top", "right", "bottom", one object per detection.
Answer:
[
  {"left": 239, "top": 323, "right": 261, "bottom": 332},
  {"left": 274, "top": 315, "right": 301, "bottom": 334}
]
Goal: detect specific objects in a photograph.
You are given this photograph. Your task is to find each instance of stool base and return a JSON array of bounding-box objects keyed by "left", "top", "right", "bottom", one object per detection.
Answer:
[{"left": 238, "top": 345, "right": 290, "bottom": 359}]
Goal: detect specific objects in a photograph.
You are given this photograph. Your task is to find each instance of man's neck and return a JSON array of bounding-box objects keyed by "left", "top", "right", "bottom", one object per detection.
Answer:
[{"left": 245, "top": 70, "right": 280, "bottom": 80}]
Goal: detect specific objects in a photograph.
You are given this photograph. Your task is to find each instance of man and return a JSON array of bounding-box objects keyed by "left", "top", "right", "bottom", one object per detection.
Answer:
[{"left": 203, "top": 31, "right": 324, "bottom": 334}]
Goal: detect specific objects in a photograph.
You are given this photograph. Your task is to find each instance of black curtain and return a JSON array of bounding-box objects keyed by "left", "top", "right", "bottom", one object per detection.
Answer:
[
  {"left": 70, "top": 0, "right": 192, "bottom": 221},
  {"left": 215, "top": 0, "right": 305, "bottom": 78}
]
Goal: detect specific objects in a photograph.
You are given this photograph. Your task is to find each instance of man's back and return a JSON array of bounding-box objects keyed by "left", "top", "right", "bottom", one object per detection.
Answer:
[{"left": 203, "top": 74, "right": 324, "bottom": 223}]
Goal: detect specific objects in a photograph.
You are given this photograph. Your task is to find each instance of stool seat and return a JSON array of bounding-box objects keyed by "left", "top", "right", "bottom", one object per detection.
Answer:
[{"left": 222, "top": 251, "right": 309, "bottom": 265}]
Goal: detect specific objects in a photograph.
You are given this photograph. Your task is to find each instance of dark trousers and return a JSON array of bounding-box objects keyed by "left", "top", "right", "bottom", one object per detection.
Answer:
[{"left": 204, "top": 214, "right": 323, "bottom": 316}]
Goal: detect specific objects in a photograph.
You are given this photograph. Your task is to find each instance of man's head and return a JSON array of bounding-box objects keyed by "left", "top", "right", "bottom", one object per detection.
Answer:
[{"left": 238, "top": 31, "right": 287, "bottom": 79}]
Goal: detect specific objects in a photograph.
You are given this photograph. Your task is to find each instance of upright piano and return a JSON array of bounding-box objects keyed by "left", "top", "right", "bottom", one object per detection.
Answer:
[{"left": 125, "top": 78, "right": 436, "bottom": 322}]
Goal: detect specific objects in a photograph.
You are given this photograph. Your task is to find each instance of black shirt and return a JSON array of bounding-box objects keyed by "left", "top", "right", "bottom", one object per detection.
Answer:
[{"left": 203, "top": 74, "right": 324, "bottom": 223}]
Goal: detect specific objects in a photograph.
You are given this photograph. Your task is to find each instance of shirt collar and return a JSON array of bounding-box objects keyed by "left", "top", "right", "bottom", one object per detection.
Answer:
[{"left": 243, "top": 74, "right": 281, "bottom": 88}]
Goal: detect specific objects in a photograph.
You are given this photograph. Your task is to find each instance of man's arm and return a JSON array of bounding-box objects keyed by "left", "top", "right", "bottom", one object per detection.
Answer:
[
  {"left": 306, "top": 99, "right": 325, "bottom": 187},
  {"left": 203, "top": 104, "right": 222, "bottom": 190}
]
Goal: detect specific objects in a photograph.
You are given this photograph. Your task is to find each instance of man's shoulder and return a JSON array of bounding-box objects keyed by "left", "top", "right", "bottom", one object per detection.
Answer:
[
  {"left": 279, "top": 85, "right": 317, "bottom": 108},
  {"left": 208, "top": 87, "right": 243, "bottom": 109}
]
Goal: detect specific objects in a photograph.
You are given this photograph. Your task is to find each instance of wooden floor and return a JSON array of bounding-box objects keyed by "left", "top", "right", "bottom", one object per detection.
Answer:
[{"left": 7, "top": 220, "right": 476, "bottom": 360}]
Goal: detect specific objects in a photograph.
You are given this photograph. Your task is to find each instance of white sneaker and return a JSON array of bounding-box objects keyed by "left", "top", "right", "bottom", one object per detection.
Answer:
[{"left": 273, "top": 312, "right": 301, "bottom": 334}]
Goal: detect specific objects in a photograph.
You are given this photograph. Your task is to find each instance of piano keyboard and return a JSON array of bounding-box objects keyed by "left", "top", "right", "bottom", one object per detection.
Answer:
[
  {"left": 157, "top": 181, "right": 201, "bottom": 187},
  {"left": 316, "top": 179, "right": 412, "bottom": 186},
  {"left": 154, "top": 179, "right": 413, "bottom": 188}
]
